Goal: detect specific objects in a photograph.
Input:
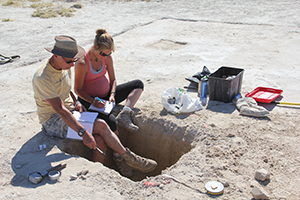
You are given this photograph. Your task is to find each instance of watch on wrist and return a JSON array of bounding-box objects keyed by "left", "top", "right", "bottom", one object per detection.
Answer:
[{"left": 78, "top": 128, "right": 86, "bottom": 137}]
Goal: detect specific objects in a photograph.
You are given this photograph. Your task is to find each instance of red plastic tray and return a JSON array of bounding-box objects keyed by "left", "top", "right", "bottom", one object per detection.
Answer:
[{"left": 245, "top": 87, "right": 283, "bottom": 103}]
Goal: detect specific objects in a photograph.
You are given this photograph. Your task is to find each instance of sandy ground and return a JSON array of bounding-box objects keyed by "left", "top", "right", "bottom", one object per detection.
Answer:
[{"left": 1, "top": 0, "right": 300, "bottom": 199}]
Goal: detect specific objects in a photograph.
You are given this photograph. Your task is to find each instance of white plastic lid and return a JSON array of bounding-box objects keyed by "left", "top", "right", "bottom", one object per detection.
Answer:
[{"left": 205, "top": 181, "right": 224, "bottom": 195}]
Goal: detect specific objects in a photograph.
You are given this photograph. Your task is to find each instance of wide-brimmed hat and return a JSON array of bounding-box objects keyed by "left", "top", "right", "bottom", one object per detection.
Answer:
[{"left": 45, "top": 35, "right": 85, "bottom": 59}]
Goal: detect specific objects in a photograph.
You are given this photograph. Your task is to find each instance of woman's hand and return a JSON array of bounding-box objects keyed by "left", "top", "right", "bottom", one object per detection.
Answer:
[
  {"left": 93, "top": 98, "right": 106, "bottom": 108},
  {"left": 109, "top": 95, "right": 115, "bottom": 103}
]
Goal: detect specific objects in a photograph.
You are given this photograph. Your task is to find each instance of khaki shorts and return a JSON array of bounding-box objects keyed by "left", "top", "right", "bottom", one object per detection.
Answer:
[{"left": 42, "top": 113, "right": 68, "bottom": 139}]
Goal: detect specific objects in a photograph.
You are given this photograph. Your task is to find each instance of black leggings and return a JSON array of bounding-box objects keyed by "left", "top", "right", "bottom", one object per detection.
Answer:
[{"left": 78, "top": 79, "right": 144, "bottom": 132}]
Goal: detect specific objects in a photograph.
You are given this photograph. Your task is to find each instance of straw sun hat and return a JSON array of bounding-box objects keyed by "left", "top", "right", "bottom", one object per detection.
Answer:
[{"left": 45, "top": 35, "right": 85, "bottom": 59}]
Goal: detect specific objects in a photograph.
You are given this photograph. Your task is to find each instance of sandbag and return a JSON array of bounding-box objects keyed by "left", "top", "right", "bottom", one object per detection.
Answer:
[{"left": 236, "top": 97, "right": 270, "bottom": 117}]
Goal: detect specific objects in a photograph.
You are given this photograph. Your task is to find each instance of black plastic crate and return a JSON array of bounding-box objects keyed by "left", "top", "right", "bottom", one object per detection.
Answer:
[{"left": 208, "top": 66, "right": 244, "bottom": 103}]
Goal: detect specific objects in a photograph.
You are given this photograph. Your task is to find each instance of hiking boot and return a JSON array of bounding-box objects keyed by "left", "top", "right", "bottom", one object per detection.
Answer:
[
  {"left": 113, "top": 155, "right": 134, "bottom": 178},
  {"left": 116, "top": 109, "right": 139, "bottom": 132},
  {"left": 121, "top": 148, "right": 157, "bottom": 173}
]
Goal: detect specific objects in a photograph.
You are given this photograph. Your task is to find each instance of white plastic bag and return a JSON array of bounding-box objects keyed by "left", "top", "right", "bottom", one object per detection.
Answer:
[{"left": 161, "top": 86, "right": 202, "bottom": 114}]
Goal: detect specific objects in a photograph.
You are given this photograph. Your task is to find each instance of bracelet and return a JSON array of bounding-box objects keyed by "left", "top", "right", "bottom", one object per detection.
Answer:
[
  {"left": 110, "top": 92, "right": 116, "bottom": 95},
  {"left": 74, "top": 101, "right": 80, "bottom": 107}
]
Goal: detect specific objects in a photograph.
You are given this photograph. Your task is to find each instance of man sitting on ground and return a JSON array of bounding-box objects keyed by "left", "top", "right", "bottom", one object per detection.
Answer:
[{"left": 32, "top": 35, "right": 157, "bottom": 173}]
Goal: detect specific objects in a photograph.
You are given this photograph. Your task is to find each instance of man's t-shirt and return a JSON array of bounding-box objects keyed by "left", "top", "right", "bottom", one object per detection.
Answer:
[{"left": 32, "top": 61, "right": 74, "bottom": 124}]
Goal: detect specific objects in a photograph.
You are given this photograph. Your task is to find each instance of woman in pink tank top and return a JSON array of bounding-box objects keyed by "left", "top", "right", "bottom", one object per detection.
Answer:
[
  {"left": 74, "top": 28, "right": 143, "bottom": 140},
  {"left": 75, "top": 29, "right": 144, "bottom": 176}
]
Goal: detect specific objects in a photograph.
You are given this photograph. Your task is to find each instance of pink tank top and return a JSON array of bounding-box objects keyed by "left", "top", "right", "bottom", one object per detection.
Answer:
[{"left": 81, "top": 51, "right": 110, "bottom": 98}]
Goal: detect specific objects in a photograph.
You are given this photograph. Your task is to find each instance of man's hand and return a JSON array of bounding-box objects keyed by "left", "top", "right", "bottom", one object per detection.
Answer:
[
  {"left": 82, "top": 131, "right": 96, "bottom": 149},
  {"left": 75, "top": 102, "right": 86, "bottom": 112}
]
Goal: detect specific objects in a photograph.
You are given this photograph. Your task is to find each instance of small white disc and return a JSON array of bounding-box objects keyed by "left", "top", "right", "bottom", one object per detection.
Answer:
[{"left": 205, "top": 181, "right": 224, "bottom": 195}]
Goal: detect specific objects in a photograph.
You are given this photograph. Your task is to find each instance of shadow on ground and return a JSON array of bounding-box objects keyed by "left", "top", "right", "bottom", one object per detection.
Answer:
[
  {"left": 11, "top": 131, "right": 75, "bottom": 188},
  {"left": 206, "top": 100, "right": 236, "bottom": 114}
]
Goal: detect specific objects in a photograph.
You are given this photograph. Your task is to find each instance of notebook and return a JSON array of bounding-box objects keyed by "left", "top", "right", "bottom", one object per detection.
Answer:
[
  {"left": 66, "top": 111, "right": 98, "bottom": 140},
  {"left": 88, "top": 99, "right": 115, "bottom": 115}
]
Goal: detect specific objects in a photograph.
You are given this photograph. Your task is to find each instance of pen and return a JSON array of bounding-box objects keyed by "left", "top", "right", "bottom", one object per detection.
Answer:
[
  {"left": 96, "top": 147, "right": 106, "bottom": 157},
  {"left": 96, "top": 97, "right": 105, "bottom": 104}
]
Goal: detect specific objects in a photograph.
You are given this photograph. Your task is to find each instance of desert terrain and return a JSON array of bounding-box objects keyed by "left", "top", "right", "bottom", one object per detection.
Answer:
[{"left": 0, "top": 0, "right": 300, "bottom": 199}]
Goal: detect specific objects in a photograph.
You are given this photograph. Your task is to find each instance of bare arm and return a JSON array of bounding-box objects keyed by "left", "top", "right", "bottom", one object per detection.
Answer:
[
  {"left": 74, "top": 58, "right": 94, "bottom": 104},
  {"left": 70, "top": 91, "right": 86, "bottom": 112},
  {"left": 105, "top": 55, "right": 117, "bottom": 102},
  {"left": 45, "top": 97, "right": 96, "bottom": 149}
]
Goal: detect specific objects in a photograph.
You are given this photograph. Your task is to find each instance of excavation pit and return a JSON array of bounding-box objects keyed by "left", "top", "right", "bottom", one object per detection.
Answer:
[{"left": 56, "top": 115, "right": 194, "bottom": 181}]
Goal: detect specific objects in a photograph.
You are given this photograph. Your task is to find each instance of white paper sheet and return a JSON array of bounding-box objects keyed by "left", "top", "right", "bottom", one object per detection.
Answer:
[
  {"left": 66, "top": 111, "right": 98, "bottom": 140},
  {"left": 88, "top": 99, "right": 115, "bottom": 115}
]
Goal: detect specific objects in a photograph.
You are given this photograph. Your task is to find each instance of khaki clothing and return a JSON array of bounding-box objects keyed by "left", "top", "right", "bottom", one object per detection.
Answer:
[{"left": 32, "top": 60, "right": 74, "bottom": 124}]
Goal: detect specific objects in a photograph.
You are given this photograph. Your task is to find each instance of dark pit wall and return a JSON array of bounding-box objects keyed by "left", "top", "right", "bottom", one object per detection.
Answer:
[
  {"left": 107, "top": 116, "right": 194, "bottom": 181},
  {"left": 56, "top": 116, "right": 194, "bottom": 181}
]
